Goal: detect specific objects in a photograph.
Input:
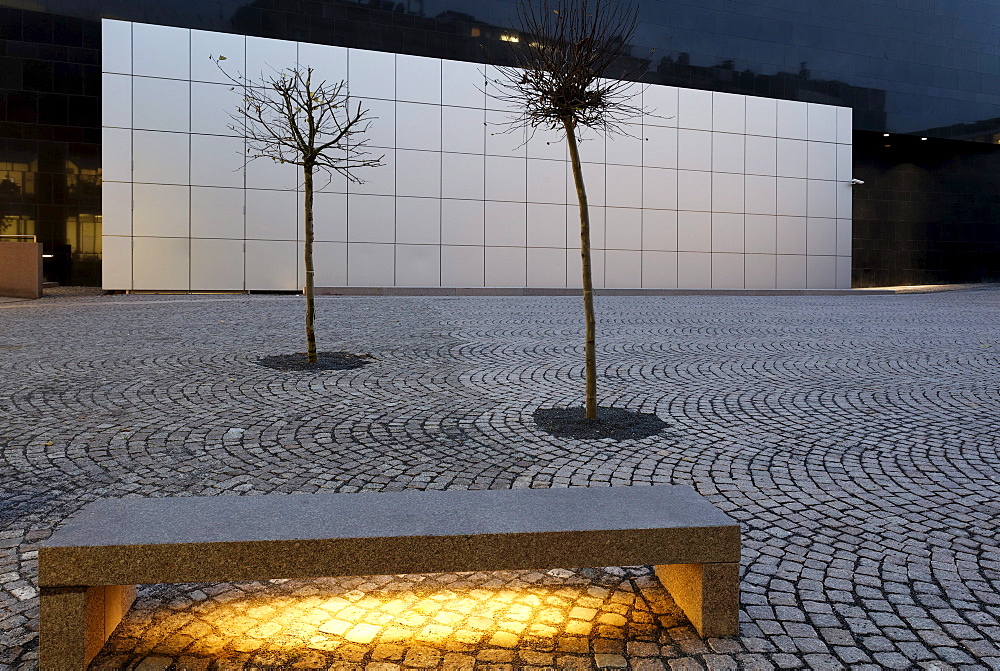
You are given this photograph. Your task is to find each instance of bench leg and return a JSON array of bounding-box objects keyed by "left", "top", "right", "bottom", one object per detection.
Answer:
[
  {"left": 654, "top": 562, "right": 739, "bottom": 638},
  {"left": 39, "top": 584, "right": 136, "bottom": 669}
]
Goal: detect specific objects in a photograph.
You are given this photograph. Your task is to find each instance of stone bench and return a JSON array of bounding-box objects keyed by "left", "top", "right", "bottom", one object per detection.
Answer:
[{"left": 39, "top": 485, "right": 740, "bottom": 667}]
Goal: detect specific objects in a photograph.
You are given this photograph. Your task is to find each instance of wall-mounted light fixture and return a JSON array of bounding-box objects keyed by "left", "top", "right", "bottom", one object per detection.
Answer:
[
  {"left": 921, "top": 137, "right": 928, "bottom": 141},
  {"left": 883, "top": 133, "right": 890, "bottom": 137},
  {"left": 42, "top": 254, "right": 54, "bottom": 258}
]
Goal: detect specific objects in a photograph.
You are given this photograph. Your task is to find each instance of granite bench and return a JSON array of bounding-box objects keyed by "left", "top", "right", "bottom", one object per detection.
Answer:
[{"left": 39, "top": 485, "right": 740, "bottom": 668}]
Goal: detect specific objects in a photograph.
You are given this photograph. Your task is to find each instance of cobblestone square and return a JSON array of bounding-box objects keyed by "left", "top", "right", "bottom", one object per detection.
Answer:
[{"left": 1, "top": 288, "right": 998, "bottom": 669}]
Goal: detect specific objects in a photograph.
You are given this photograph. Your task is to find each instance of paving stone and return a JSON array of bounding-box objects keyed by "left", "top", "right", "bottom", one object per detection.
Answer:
[
  {"left": 630, "top": 659, "right": 667, "bottom": 671},
  {"left": 832, "top": 645, "right": 871, "bottom": 665},
  {"left": 872, "top": 651, "right": 916, "bottom": 668},
  {"left": 734, "top": 654, "right": 774, "bottom": 670},
  {"left": 702, "top": 654, "right": 738, "bottom": 671},
  {"left": 595, "top": 653, "right": 628, "bottom": 668},
  {"left": 860, "top": 635, "right": 896, "bottom": 653},
  {"left": 0, "top": 290, "right": 998, "bottom": 669},
  {"left": 933, "top": 646, "right": 977, "bottom": 664},
  {"left": 769, "top": 653, "right": 804, "bottom": 669}
]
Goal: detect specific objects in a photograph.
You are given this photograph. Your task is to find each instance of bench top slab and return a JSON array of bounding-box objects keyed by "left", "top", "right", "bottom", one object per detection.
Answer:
[
  {"left": 40, "top": 486, "right": 740, "bottom": 585},
  {"left": 46, "top": 485, "right": 735, "bottom": 548}
]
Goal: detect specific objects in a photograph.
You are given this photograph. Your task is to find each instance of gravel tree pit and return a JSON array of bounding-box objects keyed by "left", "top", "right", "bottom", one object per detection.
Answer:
[
  {"left": 257, "top": 351, "right": 372, "bottom": 371},
  {"left": 533, "top": 406, "right": 669, "bottom": 440}
]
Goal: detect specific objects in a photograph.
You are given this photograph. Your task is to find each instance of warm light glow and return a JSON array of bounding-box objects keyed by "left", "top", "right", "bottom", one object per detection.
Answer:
[
  {"left": 42, "top": 254, "right": 54, "bottom": 258},
  {"left": 98, "top": 569, "right": 677, "bottom": 664},
  {"left": 500, "top": 34, "right": 520, "bottom": 42}
]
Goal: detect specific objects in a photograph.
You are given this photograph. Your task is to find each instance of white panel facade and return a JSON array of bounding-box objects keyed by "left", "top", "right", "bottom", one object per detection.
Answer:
[{"left": 102, "top": 19, "right": 853, "bottom": 291}]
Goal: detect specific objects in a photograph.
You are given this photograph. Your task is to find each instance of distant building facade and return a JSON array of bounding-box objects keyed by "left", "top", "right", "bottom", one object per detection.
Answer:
[{"left": 1, "top": 0, "right": 998, "bottom": 287}]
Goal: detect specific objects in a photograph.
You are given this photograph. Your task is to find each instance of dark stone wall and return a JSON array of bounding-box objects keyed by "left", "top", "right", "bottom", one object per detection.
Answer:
[{"left": 853, "top": 132, "right": 1000, "bottom": 287}]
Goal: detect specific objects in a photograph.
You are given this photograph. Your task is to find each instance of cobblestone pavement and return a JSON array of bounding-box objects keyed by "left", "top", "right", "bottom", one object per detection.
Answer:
[{"left": 1, "top": 289, "right": 999, "bottom": 670}]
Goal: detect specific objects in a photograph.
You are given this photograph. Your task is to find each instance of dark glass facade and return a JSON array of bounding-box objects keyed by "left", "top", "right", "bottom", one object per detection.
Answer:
[
  {"left": 1, "top": 0, "right": 998, "bottom": 285},
  {"left": 854, "top": 131, "right": 1000, "bottom": 286},
  {"left": 0, "top": 6, "right": 102, "bottom": 284}
]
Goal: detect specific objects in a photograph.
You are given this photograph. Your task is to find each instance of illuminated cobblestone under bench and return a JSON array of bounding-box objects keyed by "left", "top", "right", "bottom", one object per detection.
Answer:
[{"left": 39, "top": 485, "right": 739, "bottom": 667}]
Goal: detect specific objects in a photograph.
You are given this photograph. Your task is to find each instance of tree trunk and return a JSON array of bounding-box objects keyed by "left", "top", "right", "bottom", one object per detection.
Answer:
[
  {"left": 564, "top": 120, "right": 597, "bottom": 420},
  {"left": 303, "top": 163, "right": 317, "bottom": 364}
]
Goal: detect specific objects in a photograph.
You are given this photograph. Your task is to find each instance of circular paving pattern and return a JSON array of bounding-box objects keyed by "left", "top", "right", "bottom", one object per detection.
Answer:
[{"left": 1, "top": 288, "right": 999, "bottom": 669}]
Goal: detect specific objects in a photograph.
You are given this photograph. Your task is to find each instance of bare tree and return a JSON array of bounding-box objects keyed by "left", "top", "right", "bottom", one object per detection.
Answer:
[
  {"left": 213, "top": 57, "right": 383, "bottom": 363},
  {"left": 488, "top": 0, "right": 643, "bottom": 419}
]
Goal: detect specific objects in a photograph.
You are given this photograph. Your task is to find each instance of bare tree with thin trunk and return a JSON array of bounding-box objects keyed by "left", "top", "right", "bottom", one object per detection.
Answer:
[
  {"left": 213, "top": 57, "right": 383, "bottom": 363},
  {"left": 488, "top": 0, "right": 643, "bottom": 419}
]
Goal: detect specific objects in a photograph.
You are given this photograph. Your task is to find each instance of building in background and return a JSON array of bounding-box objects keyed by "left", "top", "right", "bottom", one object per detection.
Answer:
[
  {"left": 99, "top": 20, "right": 854, "bottom": 292},
  {"left": 1, "top": 0, "right": 998, "bottom": 287}
]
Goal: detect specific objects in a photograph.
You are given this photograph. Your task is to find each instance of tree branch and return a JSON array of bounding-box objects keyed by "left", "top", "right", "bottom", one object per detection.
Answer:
[{"left": 210, "top": 56, "right": 384, "bottom": 182}]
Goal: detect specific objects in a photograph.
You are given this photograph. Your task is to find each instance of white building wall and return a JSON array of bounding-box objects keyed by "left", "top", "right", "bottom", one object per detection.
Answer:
[{"left": 101, "top": 19, "right": 854, "bottom": 291}]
